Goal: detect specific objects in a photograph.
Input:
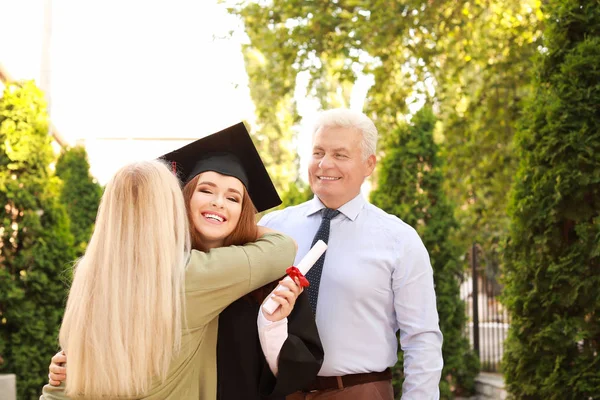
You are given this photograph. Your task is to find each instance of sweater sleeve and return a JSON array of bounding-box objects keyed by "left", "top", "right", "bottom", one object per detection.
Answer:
[
  {"left": 39, "top": 382, "right": 70, "bottom": 400},
  {"left": 185, "top": 233, "right": 296, "bottom": 328}
]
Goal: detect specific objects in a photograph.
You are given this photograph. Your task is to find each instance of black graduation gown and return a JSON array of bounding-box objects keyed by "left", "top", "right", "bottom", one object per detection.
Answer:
[{"left": 216, "top": 292, "right": 323, "bottom": 400}]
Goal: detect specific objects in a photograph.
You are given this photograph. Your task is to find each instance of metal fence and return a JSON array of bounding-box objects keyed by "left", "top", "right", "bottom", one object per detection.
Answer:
[{"left": 461, "top": 244, "right": 510, "bottom": 372}]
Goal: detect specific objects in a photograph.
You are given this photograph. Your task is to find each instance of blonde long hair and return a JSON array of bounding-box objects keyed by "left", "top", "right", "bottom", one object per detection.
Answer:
[{"left": 59, "top": 159, "right": 190, "bottom": 397}]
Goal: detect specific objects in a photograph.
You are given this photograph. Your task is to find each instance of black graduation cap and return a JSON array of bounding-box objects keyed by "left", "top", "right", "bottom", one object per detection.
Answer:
[{"left": 160, "top": 122, "right": 281, "bottom": 212}]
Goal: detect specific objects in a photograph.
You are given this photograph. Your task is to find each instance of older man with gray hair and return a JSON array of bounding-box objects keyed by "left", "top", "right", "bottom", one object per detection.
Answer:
[{"left": 260, "top": 108, "right": 443, "bottom": 399}]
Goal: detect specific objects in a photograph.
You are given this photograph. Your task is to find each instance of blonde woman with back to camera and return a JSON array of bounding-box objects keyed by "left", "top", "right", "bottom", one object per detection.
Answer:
[{"left": 39, "top": 158, "right": 297, "bottom": 399}]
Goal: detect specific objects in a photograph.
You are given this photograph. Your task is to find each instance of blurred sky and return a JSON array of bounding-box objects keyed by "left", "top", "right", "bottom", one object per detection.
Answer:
[{"left": 0, "top": 0, "right": 374, "bottom": 184}]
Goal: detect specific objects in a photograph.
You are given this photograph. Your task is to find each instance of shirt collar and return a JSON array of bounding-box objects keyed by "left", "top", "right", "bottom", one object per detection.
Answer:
[{"left": 305, "top": 193, "right": 366, "bottom": 221}]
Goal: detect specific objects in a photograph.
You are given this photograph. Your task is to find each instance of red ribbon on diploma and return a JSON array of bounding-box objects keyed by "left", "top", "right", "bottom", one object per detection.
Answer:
[{"left": 286, "top": 266, "right": 310, "bottom": 288}]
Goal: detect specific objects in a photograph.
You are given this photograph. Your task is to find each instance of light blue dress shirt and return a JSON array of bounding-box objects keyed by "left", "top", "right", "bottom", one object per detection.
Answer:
[{"left": 259, "top": 193, "right": 443, "bottom": 399}]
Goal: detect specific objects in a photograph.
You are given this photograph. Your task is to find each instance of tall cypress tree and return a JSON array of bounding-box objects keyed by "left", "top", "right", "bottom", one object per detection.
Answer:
[
  {"left": 55, "top": 146, "right": 102, "bottom": 256},
  {"left": 0, "top": 81, "right": 75, "bottom": 399},
  {"left": 371, "top": 106, "right": 479, "bottom": 399},
  {"left": 502, "top": 1, "right": 600, "bottom": 397}
]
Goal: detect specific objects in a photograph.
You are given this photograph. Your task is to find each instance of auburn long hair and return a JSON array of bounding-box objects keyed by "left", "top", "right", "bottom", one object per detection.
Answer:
[
  {"left": 59, "top": 160, "right": 190, "bottom": 398},
  {"left": 182, "top": 174, "right": 280, "bottom": 302}
]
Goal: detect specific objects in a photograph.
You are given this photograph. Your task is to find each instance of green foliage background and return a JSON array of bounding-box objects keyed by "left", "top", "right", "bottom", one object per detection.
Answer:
[
  {"left": 55, "top": 146, "right": 102, "bottom": 256},
  {"left": 0, "top": 81, "right": 76, "bottom": 399},
  {"left": 501, "top": 0, "right": 600, "bottom": 398}
]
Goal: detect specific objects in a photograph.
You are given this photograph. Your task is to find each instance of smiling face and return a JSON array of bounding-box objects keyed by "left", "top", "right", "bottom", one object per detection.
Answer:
[
  {"left": 308, "top": 125, "right": 376, "bottom": 210},
  {"left": 188, "top": 171, "right": 244, "bottom": 250}
]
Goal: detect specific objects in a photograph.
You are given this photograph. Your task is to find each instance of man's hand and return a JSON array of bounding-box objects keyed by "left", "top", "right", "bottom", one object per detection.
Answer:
[
  {"left": 48, "top": 350, "right": 66, "bottom": 386},
  {"left": 262, "top": 278, "right": 303, "bottom": 322}
]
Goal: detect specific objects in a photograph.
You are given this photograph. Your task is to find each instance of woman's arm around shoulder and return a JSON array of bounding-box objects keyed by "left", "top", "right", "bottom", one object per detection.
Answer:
[{"left": 185, "top": 232, "right": 297, "bottom": 328}]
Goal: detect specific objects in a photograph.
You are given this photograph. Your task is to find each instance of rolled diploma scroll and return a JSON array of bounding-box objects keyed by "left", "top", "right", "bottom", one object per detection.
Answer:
[{"left": 262, "top": 240, "right": 328, "bottom": 315}]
